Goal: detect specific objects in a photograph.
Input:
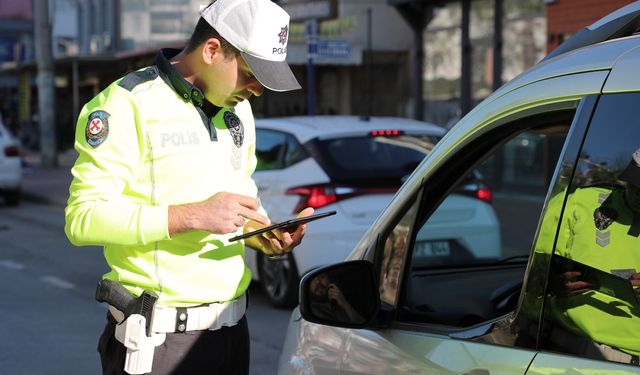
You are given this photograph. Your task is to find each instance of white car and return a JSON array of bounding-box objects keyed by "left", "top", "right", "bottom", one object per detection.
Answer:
[
  {"left": 278, "top": 4, "right": 640, "bottom": 375},
  {"left": 0, "top": 117, "right": 21, "bottom": 206},
  {"left": 247, "top": 115, "right": 500, "bottom": 307}
]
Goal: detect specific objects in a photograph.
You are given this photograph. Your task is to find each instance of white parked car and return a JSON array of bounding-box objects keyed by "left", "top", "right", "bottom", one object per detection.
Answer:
[
  {"left": 247, "top": 115, "right": 500, "bottom": 307},
  {"left": 0, "top": 117, "right": 21, "bottom": 206}
]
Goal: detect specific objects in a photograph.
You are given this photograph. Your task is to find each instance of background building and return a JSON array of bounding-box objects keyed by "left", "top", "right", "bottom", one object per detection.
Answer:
[{"left": 0, "top": 0, "right": 635, "bottom": 153}]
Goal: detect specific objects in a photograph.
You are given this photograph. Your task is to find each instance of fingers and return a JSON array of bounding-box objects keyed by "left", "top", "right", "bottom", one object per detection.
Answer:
[
  {"left": 327, "top": 285, "right": 337, "bottom": 299},
  {"left": 257, "top": 230, "right": 296, "bottom": 257},
  {"left": 234, "top": 214, "right": 247, "bottom": 228},
  {"left": 297, "top": 207, "right": 315, "bottom": 218},
  {"left": 563, "top": 271, "right": 582, "bottom": 280},
  {"left": 231, "top": 193, "right": 262, "bottom": 211},
  {"left": 257, "top": 206, "right": 314, "bottom": 257},
  {"left": 216, "top": 193, "right": 269, "bottom": 227},
  {"left": 226, "top": 193, "right": 269, "bottom": 225},
  {"left": 238, "top": 208, "right": 270, "bottom": 225},
  {"left": 621, "top": 273, "right": 638, "bottom": 297},
  {"left": 194, "top": 193, "right": 270, "bottom": 234},
  {"left": 566, "top": 280, "right": 591, "bottom": 293},
  {"left": 630, "top": 273, "right": 640, "bottom": 287}
]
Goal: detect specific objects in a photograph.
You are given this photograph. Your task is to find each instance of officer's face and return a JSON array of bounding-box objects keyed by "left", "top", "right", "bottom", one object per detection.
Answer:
[
  {"left": 200, "top": 40, "right": 264, "bottom": 107},
  {"left": 625, "top": 184, "right": 640, "bottom": 213}
]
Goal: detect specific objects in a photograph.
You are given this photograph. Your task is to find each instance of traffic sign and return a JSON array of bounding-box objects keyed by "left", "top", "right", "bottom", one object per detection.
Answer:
[{"left": 317, "top": 39, "right": 351, "bottom": 59}]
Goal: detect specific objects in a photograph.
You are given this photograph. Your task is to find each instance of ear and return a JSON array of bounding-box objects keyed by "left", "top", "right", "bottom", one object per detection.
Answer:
[{"left": 202, "top": 38, "right": 223, "bottom": 65}]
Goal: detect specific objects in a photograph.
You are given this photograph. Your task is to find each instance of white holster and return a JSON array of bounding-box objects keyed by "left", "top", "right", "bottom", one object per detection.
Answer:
[
  {"left": 110, "top": 294, "right": 246, "bottom": 374},
  {"left": 114, "top": 314, "right": 166, "bottom": 375}
]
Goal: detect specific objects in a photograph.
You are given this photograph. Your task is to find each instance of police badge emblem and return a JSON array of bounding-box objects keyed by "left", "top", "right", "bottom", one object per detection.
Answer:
[
  {"left": 85, "top": 110, "right": 110, "bottom": 148},
  {"left": 593, "top": 206, "right": 617, "bottom": 230},
  {"left": 224, "top": 111, "right": 244, "bottom": 148}
]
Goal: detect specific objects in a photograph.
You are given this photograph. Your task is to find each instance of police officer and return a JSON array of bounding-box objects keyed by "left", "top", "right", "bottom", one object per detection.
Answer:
[
  {"left": 64, "top": 1, "right": 312, "bottom": 374},
  {"left": 547, "top": 148, "right": 640, "bottom": 364}
]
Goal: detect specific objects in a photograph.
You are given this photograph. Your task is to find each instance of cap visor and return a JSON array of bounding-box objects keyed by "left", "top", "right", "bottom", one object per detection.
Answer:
[{"left": 242, "top": 52, "right": 301, "bottom": 92}]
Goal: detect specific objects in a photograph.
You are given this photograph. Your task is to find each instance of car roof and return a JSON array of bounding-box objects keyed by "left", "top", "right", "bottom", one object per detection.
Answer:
[
  {"left": 490, "top": 34, "right": 640, "bottom": 103},
  {"left": 255, "top": 115, "right": 445, "bottom": 143}
]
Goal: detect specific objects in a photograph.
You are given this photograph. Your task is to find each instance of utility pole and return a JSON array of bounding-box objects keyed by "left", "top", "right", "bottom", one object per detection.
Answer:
[
  {"left": 363, "top": 7, "right": 372, "bottom": 121},
  {"left": 34, "top": 0, "right": 57, "bottom": 167},
  {"left": 305, "top": 19, "right": 317, "bottom": 116},
  {"left": 460, "top": 0, "right": 472, "bottom": 116},
  {"left": 492, "top": 0, "right": 504, "bottom": 92}
]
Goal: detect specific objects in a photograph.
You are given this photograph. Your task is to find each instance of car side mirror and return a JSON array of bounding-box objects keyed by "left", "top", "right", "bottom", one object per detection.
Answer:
[{"left": 299, "top": 260, "right": 380, "bottom": 328}]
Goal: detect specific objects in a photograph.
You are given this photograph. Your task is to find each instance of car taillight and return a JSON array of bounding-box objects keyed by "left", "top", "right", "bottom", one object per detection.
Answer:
[
  {"left": 476, "top": 186, "right": 492, "bottom": 203},
  {"left": 370, "top": 129, "right": 403, "bottom": 136},
  {"left": 458, "top": 181, "right": 492, "bottom": 203},
  {"left": 286, "top": 183, "right": 397, "bottom": 213},
  {"left": 4, "top": 145, "right": 19, "bottom": 157}
]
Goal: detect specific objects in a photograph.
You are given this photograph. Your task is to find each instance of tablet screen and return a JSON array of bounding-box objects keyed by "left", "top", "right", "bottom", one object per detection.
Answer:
[
  {"left": 552, "top": 255, "right": 638, "bottom": 306},
  {"left": 229, "top": 211, "right": 337, "bottom": 242}
]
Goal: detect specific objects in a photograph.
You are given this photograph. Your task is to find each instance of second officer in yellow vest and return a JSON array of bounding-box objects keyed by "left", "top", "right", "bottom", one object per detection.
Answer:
[{"left": 547, "top": 148, "right": 640, "bottom": 364}]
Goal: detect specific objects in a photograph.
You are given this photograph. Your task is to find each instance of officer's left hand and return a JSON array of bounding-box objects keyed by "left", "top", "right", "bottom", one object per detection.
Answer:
[{"left": 246, "top": 207, "right": 314, "bottom": 257}]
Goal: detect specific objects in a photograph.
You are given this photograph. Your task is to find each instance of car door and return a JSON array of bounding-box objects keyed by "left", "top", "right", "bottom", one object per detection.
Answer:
[
  {"left": 340, "top": 72, "right": 606, "bottom": 375},
  {"left": 527, "top": 92, "right": 640, "bottom": 374}
]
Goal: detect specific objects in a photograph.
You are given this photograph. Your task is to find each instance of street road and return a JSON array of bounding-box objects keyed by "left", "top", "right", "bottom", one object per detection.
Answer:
[{"left": 0, "top": 202, "right": 293, "bottom": 375}]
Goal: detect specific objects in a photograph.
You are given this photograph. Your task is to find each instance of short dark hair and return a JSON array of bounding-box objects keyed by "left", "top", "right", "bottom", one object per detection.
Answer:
[{"left": 184, "top": 17, "right": 239, "bottom": 58}]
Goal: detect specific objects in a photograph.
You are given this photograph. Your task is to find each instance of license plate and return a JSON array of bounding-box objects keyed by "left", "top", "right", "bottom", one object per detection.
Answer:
[{"left": 414, "top": 241, "right": 451, "bottom": 257}]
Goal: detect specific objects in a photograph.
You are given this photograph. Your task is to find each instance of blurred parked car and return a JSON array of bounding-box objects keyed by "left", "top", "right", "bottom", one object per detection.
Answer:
[
  {"left": 0, "top": 117, "right": 21, "bottom": 206},
  {"left": 247, "top": 116, "right": 500, "bottom": 307},
  {"left": 278, "top": 3, "right": 640, "bottom": 374}
]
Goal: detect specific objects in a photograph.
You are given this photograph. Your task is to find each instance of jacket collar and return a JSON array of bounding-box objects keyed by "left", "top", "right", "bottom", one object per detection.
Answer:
[{"left": 155, "top": 48, "right": 206, "bottom": 108}]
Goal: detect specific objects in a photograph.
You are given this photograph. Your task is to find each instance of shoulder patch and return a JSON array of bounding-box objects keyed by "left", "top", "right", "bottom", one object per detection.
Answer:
[
  {"left": 593, "top": 206, "right": 617, "bottom": 230},
  {"left": 85, "top": 110, "right": 110, "bottom": 148},
  {"left": 224, "top": 110, "right": 244, "bottom": 148},
  {"left": 118, "top": 66, "right": 158, "bottom": 91}
]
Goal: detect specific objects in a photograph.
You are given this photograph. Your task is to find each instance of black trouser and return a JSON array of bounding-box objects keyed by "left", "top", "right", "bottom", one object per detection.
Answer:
[{"left": 98, "top": 313, "right": 250, "bottom": 375}]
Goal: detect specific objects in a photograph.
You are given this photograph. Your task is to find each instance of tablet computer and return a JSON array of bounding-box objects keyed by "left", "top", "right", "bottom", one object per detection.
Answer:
[
  {"left": 552, "top": 255, "right": 638, "bottom": 306},
  {"left": 229, "top": 210, "right": 336, "bottom": 242}
]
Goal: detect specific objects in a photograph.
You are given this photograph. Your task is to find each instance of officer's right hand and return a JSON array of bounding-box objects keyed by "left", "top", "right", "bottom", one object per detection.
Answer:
[
  {"left": 631, "top": 273, "right": 640, "bottom": 296},
  {"left": 169, "top": 192, "right": 270, "bottom": 235},
  {"left": 560, "top": 271, "right": 591, "bottom": 295}
]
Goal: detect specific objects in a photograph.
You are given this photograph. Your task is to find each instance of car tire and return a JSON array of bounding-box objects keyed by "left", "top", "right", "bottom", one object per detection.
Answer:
[
  {"left": 3, "top": 190, "right": 20, "bottom": 206},
  {"left": 257, "top": 252, "right": 299, "bottom": 308}
]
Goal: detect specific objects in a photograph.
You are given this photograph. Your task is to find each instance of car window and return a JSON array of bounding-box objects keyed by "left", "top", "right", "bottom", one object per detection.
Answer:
[
  {"left": 540, "top": 93, "right": 640, "bottom": 365},
  {"left": 310, "top": 134, "right": 441, "bottom": 187},
  {"left": 255, "top": 129, "right": 286, "bottom": 171},
  {"left": 283, "top": 134, "right": 308, "bottom": 167},
  {"left": 379, "top": 194, "right": 421, "bottom": 306},
  {"left": 377, "top": 114, "right": 574, "bottom": 332}
]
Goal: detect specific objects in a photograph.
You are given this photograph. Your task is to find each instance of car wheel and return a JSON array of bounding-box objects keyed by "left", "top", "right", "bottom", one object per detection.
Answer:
[
  {"left": 257, "top": 252, "right": 299, "bottom": 308},
  {"left": 3, "top": 190, "right": 20, "bottom": 206}
]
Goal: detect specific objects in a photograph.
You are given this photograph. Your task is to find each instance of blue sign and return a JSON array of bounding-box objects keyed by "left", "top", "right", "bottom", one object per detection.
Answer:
[
  {"left": 317, "top": 39, "right": 351, "bottom": 59},
  {"left": 0, "top": 39, "right": 15, "bottom": 63},
  {"left": 308, "top": 41, "right": 318, "bottom": 56}
]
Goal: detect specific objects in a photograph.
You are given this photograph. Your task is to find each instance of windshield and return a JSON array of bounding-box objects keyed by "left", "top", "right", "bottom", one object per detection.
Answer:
[{"left": 309, "top": 134, "right": 441, "bottom": 187}]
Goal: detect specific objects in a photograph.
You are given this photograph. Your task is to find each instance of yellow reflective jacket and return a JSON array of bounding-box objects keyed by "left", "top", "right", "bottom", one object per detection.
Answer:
[
  {"left": 65, "top": 57, "right": 261, "bottom": 307},
  {"left": 551, "top": 186, "right": 640, "bottom": 356}
]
